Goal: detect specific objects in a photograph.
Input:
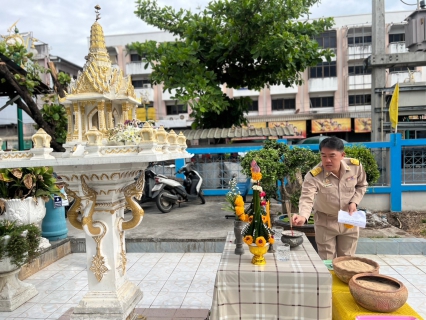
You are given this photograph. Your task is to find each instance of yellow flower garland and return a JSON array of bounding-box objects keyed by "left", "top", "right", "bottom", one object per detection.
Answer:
[{"left": 244, "top": 235, "right": 253, "bottom": 245}]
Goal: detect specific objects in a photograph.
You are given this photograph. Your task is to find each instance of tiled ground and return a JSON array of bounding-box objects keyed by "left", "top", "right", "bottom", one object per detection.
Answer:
[{"left": 0, "top": 253, "right": 425, "bottom": 319}]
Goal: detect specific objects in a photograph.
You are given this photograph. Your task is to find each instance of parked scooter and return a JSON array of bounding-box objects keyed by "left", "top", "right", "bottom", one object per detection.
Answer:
[
  {"left": 153, "top": 163, "right": 206, "bottom": 213},
  {"left": 135, "top": 162, "right": 175, "bottom": 206}
]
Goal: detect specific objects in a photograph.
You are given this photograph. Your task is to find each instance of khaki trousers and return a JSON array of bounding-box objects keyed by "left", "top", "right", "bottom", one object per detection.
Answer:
[{"left": 314, "top": 211, "right": 359, "bottom": 260}]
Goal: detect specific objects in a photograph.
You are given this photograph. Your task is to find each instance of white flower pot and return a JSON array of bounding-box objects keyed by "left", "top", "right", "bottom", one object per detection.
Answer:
[
  {"left": 0, "top": 197, "right": 46, "bottom": 226},
  {"left": 0, "top": 197, "right": 51, "bottom": 250},
  {"left": 0, "top": 256, "right": 38, "bottom": 311}
]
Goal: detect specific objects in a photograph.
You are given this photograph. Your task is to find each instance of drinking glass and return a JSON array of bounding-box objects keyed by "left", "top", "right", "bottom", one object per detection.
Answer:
[{"left": 277, "top": 243, "right": 290, "bottom": 261}]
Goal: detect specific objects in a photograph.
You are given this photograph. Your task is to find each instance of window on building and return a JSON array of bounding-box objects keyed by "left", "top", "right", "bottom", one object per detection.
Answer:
[
  {"left": 132, "top": 79, "right": 151, "bottom": 88},
  {"left": 314, "top": 31, "right": 337, "bottom": 48},
  {"left": 166, "top": 104, "right": 187, "bottom": 115},
  {"left": 130, "top": 53, "right": 146, "bottom": 62},
  {"left": 388, "top": 66, "right": 415, "bottom": 73},
  {"left": 271, "top": 98, "right": 296, "bottom": 111},
  {"left": 348, "top": 65, "right": 371, "bottom": 75},
  {"left": 310, "top": 97, "right": 334, "bottom": 108},
  {"left": 348, "top": 94, "right": 371, "bottom": 106},
  {"left": 389, "top": 33, "right": 405, "bottom": 43},
  {"left": 248, "top": 100, "right": 259, "bottom": 112},
  {"left": 347, "top": 35, "right": 372, "bottom": 46},
  {"left": 309, "top": 61, "right": 337, "bottom": 78}
]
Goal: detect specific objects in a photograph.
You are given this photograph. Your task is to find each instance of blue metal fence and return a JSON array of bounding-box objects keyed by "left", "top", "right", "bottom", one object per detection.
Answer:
[{"left": 176, "top": 134, "right": 426, "bottom": 212}]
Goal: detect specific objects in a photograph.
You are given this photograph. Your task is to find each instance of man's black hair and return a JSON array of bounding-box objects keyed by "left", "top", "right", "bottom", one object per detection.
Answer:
[{"left": 319, "top": 136, "right": 344, "bottom": 152}]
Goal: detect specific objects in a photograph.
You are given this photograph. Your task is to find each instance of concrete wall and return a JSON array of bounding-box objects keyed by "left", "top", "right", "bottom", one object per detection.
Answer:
[{"left": 359, "top": 192, "right": 426, "bottom": 212}]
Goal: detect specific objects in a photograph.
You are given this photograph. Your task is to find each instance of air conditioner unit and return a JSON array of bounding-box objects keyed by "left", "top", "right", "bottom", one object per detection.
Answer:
[
  {"left": 168, "top": 116, "right": 180, "bottom": 121},
  {"left": 178, "top": 114, "right": 189, "bottom": 120},
  {"left": 142, "top": 83, "right": 151, "bottom": 88}
]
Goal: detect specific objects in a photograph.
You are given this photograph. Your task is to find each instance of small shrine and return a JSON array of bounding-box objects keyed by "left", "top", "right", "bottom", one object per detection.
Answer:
[{"left": 59, "top": 7, "right": 139, "bottom": 145}]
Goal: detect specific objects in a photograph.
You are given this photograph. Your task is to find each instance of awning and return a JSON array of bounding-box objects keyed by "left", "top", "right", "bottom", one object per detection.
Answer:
[{"left": 181, "top": 126, "right": 296, "bottom": 140}]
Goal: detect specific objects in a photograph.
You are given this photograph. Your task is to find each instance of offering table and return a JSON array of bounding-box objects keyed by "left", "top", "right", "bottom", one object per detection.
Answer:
[{"left": 210, "top": 232, "right": 332, "bottom": 320}]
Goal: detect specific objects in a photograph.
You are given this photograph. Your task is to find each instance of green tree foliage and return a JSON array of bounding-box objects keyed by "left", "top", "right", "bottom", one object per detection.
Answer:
[
  {"left": 344, "top": 145, "right": 380, "bottom": 185},
  {"left": 36, "top": 95, "right": 68, "bottom": 145},
  {"left": 241, "top": 140, "right": 320, "bottom": 211},
  {"left": 130, "top": 0, "right": 334, "bottom": 129},
  {"left": 0, "top": 40, "right": 69, "bottom": 152}
]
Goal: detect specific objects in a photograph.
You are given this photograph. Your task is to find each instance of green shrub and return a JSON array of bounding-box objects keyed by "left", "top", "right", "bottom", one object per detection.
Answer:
[
  {"left": 344, "top": 145, "right": 380, "bottom": 185},
  {"left": 0, "top": 220, "right": 41, "bottom": 267}
]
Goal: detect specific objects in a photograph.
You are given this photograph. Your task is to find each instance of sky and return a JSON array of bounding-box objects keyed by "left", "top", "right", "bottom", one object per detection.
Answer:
[
  {"left": 0, "top": 0, "right": 414, "bottom": 68},
  {"left": 0, "top": 0, "right": 416, "bottom": 125}
]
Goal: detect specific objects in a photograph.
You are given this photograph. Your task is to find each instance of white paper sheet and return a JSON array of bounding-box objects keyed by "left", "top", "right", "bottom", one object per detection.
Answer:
[{"left": 337, "top": 210, "right": 366, "bottom": 228}]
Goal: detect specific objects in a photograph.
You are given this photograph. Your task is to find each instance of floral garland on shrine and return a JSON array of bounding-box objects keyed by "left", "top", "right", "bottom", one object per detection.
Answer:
[{"left": 242, "top": 160, "right": 274, "bottom": 247}]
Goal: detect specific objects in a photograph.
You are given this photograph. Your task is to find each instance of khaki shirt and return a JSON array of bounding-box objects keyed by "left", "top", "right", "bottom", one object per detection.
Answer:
[{"left": 298, "top": 158, "right": 368, "bottom": 220}]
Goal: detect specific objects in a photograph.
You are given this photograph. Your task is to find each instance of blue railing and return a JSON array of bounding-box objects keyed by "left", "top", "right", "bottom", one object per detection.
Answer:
[{"left": 175, "top": 134, "right": 426, "bottom": 212}]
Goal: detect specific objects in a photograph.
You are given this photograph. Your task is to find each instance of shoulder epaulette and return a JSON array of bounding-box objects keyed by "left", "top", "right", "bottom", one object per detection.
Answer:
[
  {"left": 350, "top": 158, "right": 360, "bottom": 166},
  {"left": 310, "top": 167, "right": 322, "bottom": 177}
]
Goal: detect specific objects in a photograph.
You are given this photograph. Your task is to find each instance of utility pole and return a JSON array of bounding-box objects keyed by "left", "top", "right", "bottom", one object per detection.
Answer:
[{"left": 371, "top": 0, "right": 386, "bottom": 142}]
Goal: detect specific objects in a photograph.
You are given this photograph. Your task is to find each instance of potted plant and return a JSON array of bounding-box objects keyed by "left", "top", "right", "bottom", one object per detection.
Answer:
[
  {"left": 0, "top": 166, "right": 62, "bottom": 226},
  {"left": 0, "top": 220, "right": 40, "bottom": 311},
  {"left": 0, "top": 220, "right": 41, "bottom": 271}
]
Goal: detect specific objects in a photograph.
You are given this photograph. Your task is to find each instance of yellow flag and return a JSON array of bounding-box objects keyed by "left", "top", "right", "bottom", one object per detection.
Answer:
[{"left": 389, "top": 83, "right": 399, "bottom": 130}]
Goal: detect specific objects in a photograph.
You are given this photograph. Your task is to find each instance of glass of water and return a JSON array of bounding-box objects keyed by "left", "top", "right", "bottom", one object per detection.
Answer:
[{"left": 277, "top": 243, "right": 290, "bottom": 261}]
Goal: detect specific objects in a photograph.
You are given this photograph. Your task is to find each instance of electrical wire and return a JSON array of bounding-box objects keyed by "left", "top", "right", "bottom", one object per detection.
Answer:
[{"left": 400, "top": 0, "right": 418, "bottom": 5}]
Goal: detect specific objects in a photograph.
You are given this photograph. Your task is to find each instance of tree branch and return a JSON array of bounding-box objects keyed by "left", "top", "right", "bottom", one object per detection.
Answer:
[
  {"left": 0, "top": 62, "right": 65, "bottom": 152},
  {"left": 48, "top": 62, "right": 66, "bottom": 98}
]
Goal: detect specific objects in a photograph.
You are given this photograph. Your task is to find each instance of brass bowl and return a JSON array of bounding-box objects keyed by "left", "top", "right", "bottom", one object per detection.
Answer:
[
  {"left": 248, "top": 244, "right": 269, "bottom": 265},
  {"left": 332, "top": 256, "right": 379, "bottom": 284},
  {"left": 349, "top": 273, "right": 408, "bottom": 312}
]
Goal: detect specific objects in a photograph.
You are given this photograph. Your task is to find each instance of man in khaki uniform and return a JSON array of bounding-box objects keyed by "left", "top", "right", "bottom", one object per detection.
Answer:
[{"left": 292, "top": 137, "right": 368, "bottom": 260}]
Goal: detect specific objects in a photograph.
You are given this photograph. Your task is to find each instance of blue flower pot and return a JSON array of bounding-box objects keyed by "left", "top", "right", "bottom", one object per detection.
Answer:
[{"left": 41, "top": 198, "right": 68, "bottom": 241}]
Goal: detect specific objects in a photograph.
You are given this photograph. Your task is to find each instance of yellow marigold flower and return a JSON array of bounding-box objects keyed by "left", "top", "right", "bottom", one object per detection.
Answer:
[
  {"left": 344, "top": 224, "right": 354, "bottom": 229},
  {"left": 251, "top": 172, "right": 262, "bottom": 181},
  {"left": 235, "top": 206, "right": 245, "bottom": 216},
  {"left": 239, "top": 214, "right": 247, "bottom": 222},
  {"left": 234, "top": 195, "right": 244, "bottom": 207},
  {"left": 248, "top": 216, "right": 253, "bottom": 223},
  {"left": 244, "top": 235, "right": 253, "bottom": 245},
  {"left": 255, "top": 236, "right": 267, "bottom": 247},
  {"left": 262, "top": 216, "right": 267, "bottom": 223},
  {"left": 269, "top": 237, "right": 275, "bottom": 244}
]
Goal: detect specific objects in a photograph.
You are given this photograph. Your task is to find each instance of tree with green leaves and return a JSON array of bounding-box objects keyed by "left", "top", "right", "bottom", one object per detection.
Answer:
[
  {"left": 130, "top": 0, "right": 334, "bottom": 129},
  {"left": 0, "top": 40, "right": 70, "bottom": 152}
]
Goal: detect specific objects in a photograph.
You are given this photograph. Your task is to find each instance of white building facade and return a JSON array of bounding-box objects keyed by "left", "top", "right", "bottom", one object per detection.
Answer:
[{"left": 104, "top": 10, "right": 426, "bottom": 142}]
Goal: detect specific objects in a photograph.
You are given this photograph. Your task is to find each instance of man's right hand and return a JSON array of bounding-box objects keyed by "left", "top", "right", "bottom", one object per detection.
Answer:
[{"left": 292, "top": 214, "right": 307, "bottom": 226}]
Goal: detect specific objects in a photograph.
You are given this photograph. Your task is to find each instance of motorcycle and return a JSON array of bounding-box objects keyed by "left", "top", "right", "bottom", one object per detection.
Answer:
[
  {"left": 153, "top": 163, "right": 206, "bottom": 213},
  {"left": 135, "top": 162, "right": 175, "bottom": 206}
]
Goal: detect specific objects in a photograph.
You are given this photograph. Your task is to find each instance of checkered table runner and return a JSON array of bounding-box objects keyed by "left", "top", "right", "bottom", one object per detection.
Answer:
[{"left": 210, "top": 232, "right": 332, "bottom": 320}]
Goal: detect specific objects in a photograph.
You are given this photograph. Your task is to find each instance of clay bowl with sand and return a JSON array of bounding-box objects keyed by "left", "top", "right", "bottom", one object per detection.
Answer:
[
  {"left": 332, "top": 256, "right": 380, "bottom": 284},
  {"left": 349, "top": 273, "right": 408, "bottom": 313}
]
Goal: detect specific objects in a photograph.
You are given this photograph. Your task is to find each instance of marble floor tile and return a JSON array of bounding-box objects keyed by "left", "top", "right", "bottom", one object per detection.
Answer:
[
  {"left": 174, "top": 263, "right": 201, "bottom": 272},
  {"left": 17, "top": 303, "right": 62, "bottom": 319},
  {"left": 378, "top": 265, "right": 398, "bottom": 275},
  {"left": 161, "top": 280, "right": 192, "bottom": 293},
  {"left": 49, "top": 270, "right": 82, "bottom": 281},
  {"left": 55, "top": 279, "right": 88, "bottom": 291},
  {"left": 378, "top": 256, "right": 413, "bottom": 266},
  {"left": 0, "top": 302, "right": 36, "bottom": 318},
  {"left": 193, "top": 271, "right": 217, "bottom": 282},
  {"left": 392, "top": 265, "right": 426, "bottom": 275},
  {"left": 138, "top": 280, "right": 166, "bottom": 293},
  {"left": 151, "top": 291, "right": 186, "bottom": 307},
  {"left": 187, "top": 281, "right": 214, "bottom": 293},
  {"left": 182, "top": 292, "right": 212, "bottom": 309},
  {"left": 47, "top": 303, "right": 75, "bottom": 319},
  {"left": 67, "top": 290, "right": 88, "bottom": 305},
  {"left": 39, "top": 290, "right": 80, "bottom": 304},
  {"left": 168, "top": 271, "right": 197, "bottom": 281},
  {"left": 145, "top": 269, "right": 175, "bottom": 281},
  {"left": 27, "top": 271, "right": 59, "bottom": 280}
]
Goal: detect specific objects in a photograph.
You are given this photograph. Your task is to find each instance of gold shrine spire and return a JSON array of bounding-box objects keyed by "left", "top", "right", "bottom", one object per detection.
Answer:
[{"left": 63, "top": 4, "right": 139, "bottom": 102}]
